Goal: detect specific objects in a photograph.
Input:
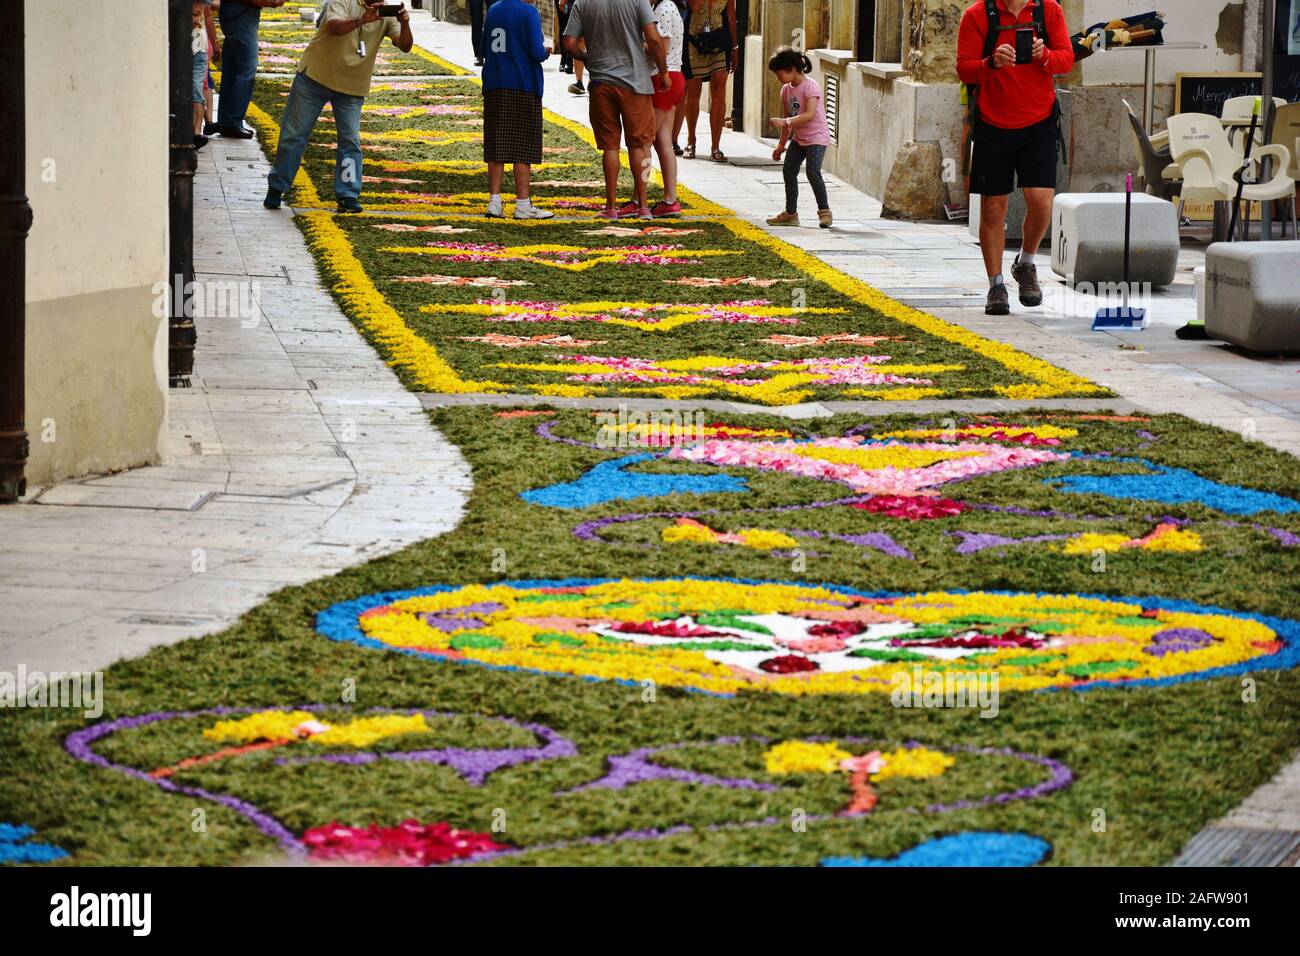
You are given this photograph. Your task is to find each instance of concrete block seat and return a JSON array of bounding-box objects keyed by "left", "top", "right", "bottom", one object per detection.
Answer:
[
  {"left": 1204, "top": 241, "right": 1300, "bottom": 354},
  {"left": 1050, "top": 192, "right": 1179, "bottom": 288}
]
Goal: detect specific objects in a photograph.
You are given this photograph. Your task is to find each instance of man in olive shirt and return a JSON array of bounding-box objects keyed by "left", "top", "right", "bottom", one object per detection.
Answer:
[{"left": 265, "top": 0, "right": 413, "bottom": 212}]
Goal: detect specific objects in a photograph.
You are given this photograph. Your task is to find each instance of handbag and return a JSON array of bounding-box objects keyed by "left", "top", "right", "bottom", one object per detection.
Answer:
[
  {"left": 688, "top": 25, "right": 730, "bottom": 56},
  {"left": 687, "top": 2, "right": 729, "bottom": 55}
]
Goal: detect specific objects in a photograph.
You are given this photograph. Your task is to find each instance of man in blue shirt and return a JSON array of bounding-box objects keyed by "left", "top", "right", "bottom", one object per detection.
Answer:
[{"left": 482, "top": 0, "right": 555, "bottom": 218}]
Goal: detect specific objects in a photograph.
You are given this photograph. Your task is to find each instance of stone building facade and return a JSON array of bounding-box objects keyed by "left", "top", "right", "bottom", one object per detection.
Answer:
[
  {"left": 741, "top": 0, "right": 1269, "bottom": 218},
  {"left": 22, "top": 0, "right": 171, "bottom": 489}
]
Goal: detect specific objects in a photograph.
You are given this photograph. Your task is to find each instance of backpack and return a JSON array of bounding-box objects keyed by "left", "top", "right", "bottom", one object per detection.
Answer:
[{"left": 961, "top": 0, "right": 1067, "bottom": 175}]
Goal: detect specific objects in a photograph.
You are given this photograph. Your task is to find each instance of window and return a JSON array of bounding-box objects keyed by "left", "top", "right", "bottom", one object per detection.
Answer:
[
  {"left": 823, "top": 70, "right": 840, "bottom": 143},
  {"left": 856, "top": 1, "right": 904, "bottom": 64},
  {"left": 856, "top": 1, "right": 877, "bottom": 61}
]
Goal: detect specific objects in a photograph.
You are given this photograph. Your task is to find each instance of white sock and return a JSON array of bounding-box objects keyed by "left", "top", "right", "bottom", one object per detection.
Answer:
[
  {"left": 517, "top": 197, "right": 532, "bottom": 208},
  {"left": 990, "top": 274, "right": 1005, "bottom": 288},
  {"left": 1017, "top": 250, "right": 1036, "bottom": 267},
  {"left": 489, "top": 193, "right": 501, "bottom": 204}
]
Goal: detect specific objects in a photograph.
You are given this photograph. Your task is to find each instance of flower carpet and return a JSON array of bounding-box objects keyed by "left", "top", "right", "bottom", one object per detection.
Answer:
[
  {"left": 5, "top": 408, "right": 1300, "bottom": 866},
  {"left": 243, "top": 75, "right": 1108, "bottom": 403},
  {"left": 4, "top": 31, "right": 1296, "bottom": 869}
]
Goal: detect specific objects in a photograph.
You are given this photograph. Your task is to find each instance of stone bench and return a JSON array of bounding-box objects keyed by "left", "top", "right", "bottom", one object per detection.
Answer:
[
  {"left": 1049, "top": 193, "right": 1179, "bottom": 288},
  {"left": 1205, "top": 241, "right": 1300, "bottom": 354}
]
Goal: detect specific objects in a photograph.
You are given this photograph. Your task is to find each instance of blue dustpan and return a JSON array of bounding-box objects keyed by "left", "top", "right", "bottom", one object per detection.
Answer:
[{"left": 1092, "top": 306, "right": 1148, "bottom": 330}]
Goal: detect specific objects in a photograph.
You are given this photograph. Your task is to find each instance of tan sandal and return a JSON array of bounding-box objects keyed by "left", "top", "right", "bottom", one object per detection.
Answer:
[{"left": 711, "top": 148, "right": 726, "bottom": 163}]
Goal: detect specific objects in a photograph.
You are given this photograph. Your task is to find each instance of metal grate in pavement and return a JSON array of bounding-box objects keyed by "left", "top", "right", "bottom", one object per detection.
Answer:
[{"left": 1172, "top": 827, "right": 1300, "bottom": 866}]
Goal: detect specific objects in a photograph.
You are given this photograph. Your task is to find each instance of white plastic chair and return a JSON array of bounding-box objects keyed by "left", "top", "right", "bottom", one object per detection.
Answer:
[
  {"left": 1221, "top": 95, "right": 1288, "bottom": 120},
  {"left": 1268, "top": 102, "right": 1300, "bottom": 237},
  {"left": 1167, "top": 112, "right": 1296, "bottom": 240},
  {"left": 1221, "top": 96, "right": 1288, "bottom": 149}
]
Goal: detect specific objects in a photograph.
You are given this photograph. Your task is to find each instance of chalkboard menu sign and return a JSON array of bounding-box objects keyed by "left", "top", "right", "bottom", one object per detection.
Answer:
[
  {"left": 1174, "top": 72, "right": 1262, "bottom": 116},
  {"left": 1276, "top": 0, "right": 1300, "bottom": 102}
]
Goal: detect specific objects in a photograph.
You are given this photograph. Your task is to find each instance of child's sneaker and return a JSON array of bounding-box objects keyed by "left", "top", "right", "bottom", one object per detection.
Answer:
[
  {"left": 766, "top": 211, "right": 799, "bottom": 226},
  {"left": 818, "top": 208, "right": 833, "bottom": 229},
  {"left": 650, "top": 200, "right": 682, "bottom": 218},
  {"left": 485, "top": 196, "right": 504, "bottom": 218},
  {"left": 514, "top": 202, "right": 554, "bottom": 219}
]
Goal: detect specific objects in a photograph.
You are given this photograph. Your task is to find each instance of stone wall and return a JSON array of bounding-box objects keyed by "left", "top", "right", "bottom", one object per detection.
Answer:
[{"left": 903, "top": 0, "right": 967, "bottom": 84}]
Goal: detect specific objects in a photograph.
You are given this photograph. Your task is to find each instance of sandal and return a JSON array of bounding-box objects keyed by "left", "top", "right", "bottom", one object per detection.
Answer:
[
  {"left": 672, "top": 142, "right": 683, "bottom": 157},
  {"left": 711, "top": 148, "right": 726, "bottom": 163},
  {"left": 683, "top": 141, "right": 696, "bottom": 159}
]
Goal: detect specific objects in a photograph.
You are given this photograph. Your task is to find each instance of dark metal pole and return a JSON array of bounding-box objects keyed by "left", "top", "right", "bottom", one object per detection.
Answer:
[
  {"left": 0, "top": 2, "right": 32, "bottom": 502},
  {"left": 731, "top": 0, "right": 749, "bottom": 132},
  {"left": 1261, "top": 0, "right": 1275, "bottom": 239},
  {"left": 169, "top": 0, "right": 197, "bottom": 383}
]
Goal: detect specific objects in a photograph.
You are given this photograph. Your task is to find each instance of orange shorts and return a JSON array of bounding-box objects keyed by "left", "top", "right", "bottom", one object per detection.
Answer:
[
  {"left": 651, "top": 71, "right": 686, "bottom": 112},
  {"left": 589, "top": 81, "right": 656, "bottom": 150}
]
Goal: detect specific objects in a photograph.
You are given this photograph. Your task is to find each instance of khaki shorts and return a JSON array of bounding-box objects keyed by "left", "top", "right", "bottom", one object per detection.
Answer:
[{"left": 589, "top": 82, "right": 656, "bottom": 150}]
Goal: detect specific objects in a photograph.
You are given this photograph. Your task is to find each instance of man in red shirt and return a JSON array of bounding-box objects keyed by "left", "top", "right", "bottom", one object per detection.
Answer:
[{"left": 957, "top": 0, "right": 1073, "bottom": 315}]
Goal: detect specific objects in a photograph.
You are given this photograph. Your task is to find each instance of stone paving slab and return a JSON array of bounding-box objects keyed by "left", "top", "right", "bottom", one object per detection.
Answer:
[{"left": 0, "top": 122, "right": 472, "bottom": 676}]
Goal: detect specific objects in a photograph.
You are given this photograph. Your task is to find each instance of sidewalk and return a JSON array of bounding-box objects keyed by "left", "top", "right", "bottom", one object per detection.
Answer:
[{"left": 0, "top": 128, "right": 472, "bottom": 675}]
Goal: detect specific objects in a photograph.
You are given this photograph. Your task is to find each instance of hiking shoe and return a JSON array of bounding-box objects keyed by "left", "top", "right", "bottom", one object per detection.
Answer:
[
  {"left": 263, "top": 188, "right": 283, "bottom": 210},
  {"left": 615, "top": 200, "right": 642, "bottom": 219},
  {"left": 985, "top": 282, "right": 1010, "bottom": 315},
  {"left": 1011, "top": 259, "right": 1043, "bottom": 306},
  {"left": 650, "top": 200, "right": 682, "bottom": 218},
  {"left": 336, "top": 198, "right": 363, "bottom": 214},
  {"left": 486, "top": 197, "right": 504, "bottom": 218},
  {"left": 568, "top": 81, "right": 586, "bottom": 95},
  {"left": 766, "top": 211, "right": 799, "bottom": 226},
  {"left": 514, "top": 203, "right": 554, "bottom": 219},
  {"left": 817, "top": 208, "right": 833, "bottom": 229}
]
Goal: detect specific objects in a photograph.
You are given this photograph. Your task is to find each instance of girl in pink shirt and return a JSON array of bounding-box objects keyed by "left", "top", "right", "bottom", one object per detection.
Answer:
[{"left": 766, "top": 47, "right": 832, "bottom": 228}]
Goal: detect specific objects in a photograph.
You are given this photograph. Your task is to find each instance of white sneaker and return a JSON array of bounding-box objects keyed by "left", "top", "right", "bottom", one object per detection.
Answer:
[
  {"left": 486, "top": 198, "right": 504, "bottom": 218},
  {"left": 514, "top": 203, "right": 554, "bottom": 219}
]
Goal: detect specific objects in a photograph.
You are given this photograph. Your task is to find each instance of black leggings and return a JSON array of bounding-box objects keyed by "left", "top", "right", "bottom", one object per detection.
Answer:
[{"left": 555, "top": 2, "right": 572, "bottom": 69}]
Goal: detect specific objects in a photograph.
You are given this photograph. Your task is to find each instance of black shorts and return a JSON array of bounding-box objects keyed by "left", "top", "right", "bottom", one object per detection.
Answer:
[{"left": 969, "top": 115, "right": 1059, "bottom": 197}]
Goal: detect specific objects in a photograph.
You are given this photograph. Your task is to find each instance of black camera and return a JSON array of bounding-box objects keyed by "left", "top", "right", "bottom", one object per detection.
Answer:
[{"left": 377, "top": 3, "right": 403, "bottom": 15}]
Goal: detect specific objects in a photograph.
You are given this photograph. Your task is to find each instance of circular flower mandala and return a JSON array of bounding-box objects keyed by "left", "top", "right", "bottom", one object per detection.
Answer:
[{"left": 317, "top": 578, "right": 1300, "bottom": 696}]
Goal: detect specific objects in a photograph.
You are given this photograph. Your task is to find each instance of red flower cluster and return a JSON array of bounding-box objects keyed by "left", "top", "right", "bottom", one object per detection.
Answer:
[
  {"left": 957, "top": 425, "right": 1062, "bottom": 446},
  {"left": 808, "top": 621, "right": 867, "bottom": 638},
  {"left": 758, "top": 654, "right": 820, "bottom": 674},
  {"left": 613, "top": 620, "right": 723, "bottom": 638},
  {"left": 895, "top": 627, "right": 1044, "bottom": 650},
  {"left": 852, "top": 496, "right": 967, "bottom": 520},
  {"left": 302, "top": 819, "right": 508, "bottom": 866}
]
